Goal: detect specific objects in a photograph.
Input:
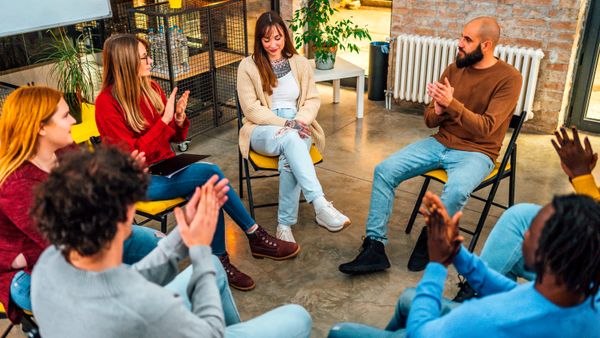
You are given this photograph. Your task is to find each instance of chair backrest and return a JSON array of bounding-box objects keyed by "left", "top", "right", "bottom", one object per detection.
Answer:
[
  {"left": 497, "top": 112, "right": 527, "bottom": 172},
  {"left": 71, "top": 103, "right": 101, "bottom": 146},
  {"left": 236, "top": 95, "right": 243, "bottom": 131}
]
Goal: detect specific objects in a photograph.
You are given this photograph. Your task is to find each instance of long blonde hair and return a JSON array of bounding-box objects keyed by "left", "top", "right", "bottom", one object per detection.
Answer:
[
  {"left": 101, "top": 34, "right": 164, "bottom": 133},
  {"left": 0, "top": 86, "right": 62, "bottom": 186}
]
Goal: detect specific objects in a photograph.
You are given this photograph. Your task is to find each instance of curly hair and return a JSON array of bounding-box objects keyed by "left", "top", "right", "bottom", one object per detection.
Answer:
[
  {"left": 32, "top": 146, "right": 149, "bottom": 257},
  {"left": 534, "top": 194, "right": 600, "bottom": 305}
]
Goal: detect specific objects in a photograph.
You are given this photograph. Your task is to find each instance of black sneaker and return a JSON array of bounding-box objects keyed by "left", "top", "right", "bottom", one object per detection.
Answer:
[
  {"left": 407, "top": 226, "right": 429, "bottom": 272},
  {"left": 452, "top": 279, "right": 478, "bottom": 303},
  {"left": 339, "top": 237, "right": 391, "bottom": 274}
]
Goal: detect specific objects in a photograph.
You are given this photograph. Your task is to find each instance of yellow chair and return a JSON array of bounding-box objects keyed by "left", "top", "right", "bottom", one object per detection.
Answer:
[
  {"left": 405, "top": 112, "right": 527, "bottom": 252},
  {"left": 236, "top": 99, "right": 323, "bottom": 219},
  {"left": 71, "top": 103, "right": 186, "bottom": 234}
]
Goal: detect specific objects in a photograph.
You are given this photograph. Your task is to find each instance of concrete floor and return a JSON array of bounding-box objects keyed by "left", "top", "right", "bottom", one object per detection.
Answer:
[{"left": 3, "top": 84, "right": 600, "bottom": 337}]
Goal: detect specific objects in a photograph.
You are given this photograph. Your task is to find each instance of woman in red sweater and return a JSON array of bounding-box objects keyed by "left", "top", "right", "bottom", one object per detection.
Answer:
[
  {"left": 95, "top": 34, "right": 299, "bottom": 291},
  {"left": 0, "top": 86, "right": 161, "bottom": 324}
]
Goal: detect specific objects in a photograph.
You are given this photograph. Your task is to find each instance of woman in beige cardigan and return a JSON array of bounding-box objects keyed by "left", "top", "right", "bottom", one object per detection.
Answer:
[{"left": 237, "top": 11, "right": 350, "bottom": 243}]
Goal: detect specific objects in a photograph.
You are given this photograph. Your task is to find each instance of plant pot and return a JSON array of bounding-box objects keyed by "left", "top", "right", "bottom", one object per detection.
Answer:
[{"left": 313, "top": 45, "right": 338, "bottom": 70}]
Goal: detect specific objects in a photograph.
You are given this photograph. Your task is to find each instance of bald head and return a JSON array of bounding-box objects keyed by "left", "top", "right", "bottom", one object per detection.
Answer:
[{"left": 467, "top": 16, "right": 500, "bottom": 47}]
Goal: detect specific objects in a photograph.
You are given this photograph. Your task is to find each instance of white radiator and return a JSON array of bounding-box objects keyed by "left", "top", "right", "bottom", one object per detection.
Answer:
[{"left": 387, "top": 34, "right": 544, "bottom": 119}]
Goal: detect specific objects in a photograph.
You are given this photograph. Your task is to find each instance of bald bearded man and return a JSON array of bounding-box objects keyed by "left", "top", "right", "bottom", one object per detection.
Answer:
[{"left": 339, "top": 17, "right": 523, "bottom": 275}]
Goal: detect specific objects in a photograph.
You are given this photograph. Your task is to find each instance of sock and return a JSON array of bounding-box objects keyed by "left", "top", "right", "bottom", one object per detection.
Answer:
[
  {"left": 277, "top": 224, "right": 291, "bottom": 231},
  {"left": 246, "top": 224, "right": 258, "bottom": 234},
  {"left": 312, "top": 196, "right": 328, "bottom": 212}
]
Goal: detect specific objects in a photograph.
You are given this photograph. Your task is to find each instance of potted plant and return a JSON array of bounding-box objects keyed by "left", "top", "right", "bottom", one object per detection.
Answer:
[
  {"left": 289, "top": 0, "right": 371, "bottom": 70},
  {"left": 39, "top": 28, "right": 100, "bottom": 122}
]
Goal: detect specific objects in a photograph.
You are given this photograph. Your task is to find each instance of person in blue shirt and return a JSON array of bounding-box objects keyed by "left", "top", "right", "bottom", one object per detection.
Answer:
[{"left": 328, "top": 192, "right": 600, "bottom": 338}]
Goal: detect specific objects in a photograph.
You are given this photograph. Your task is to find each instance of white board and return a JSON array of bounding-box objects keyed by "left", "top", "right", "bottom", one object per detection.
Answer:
[{"left": 0, "top": 0, "right": 112, "bottom": 38}]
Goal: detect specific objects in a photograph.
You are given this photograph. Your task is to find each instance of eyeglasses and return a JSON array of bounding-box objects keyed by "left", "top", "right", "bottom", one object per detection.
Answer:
[{"left": 140, "top": 55, "right": 152, "bottom": 65}]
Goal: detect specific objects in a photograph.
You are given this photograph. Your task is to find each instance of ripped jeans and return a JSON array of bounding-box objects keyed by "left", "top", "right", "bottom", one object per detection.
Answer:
[{"left": 249, "top": 107, "right": 324, "bottom": 226}]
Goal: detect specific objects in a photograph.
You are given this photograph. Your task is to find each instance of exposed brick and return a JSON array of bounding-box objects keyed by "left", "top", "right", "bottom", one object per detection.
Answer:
[
  {"left": 517, "top": 18, "right": 547, "bottom": 27},
  {"left": 550, "top": 21, "right": 577, "bottom": 31},
  {"left": 543, "top": 81, "right": 566, "bottom": 91},
  {"left": 546, "top": 63, "right": 569, "bottom": 71}
]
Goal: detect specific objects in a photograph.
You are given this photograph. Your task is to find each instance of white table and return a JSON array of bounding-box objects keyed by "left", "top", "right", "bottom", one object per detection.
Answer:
[{"left": 310, "top": 57, "right": 365, "bottom": 119}]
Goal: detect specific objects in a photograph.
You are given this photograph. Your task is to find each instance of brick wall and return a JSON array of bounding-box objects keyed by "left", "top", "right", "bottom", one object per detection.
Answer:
[{"left": 390, "top": 0, "right": 591, "bottom": 133}]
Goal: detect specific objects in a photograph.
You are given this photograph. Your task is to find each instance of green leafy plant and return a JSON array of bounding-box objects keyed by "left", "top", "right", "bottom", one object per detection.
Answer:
[
  {"left": 39, "top": 28, "right": 99, "bottom": 120},
  {"left": 288, "top": 0, "right": 371, "bottom": 63}
]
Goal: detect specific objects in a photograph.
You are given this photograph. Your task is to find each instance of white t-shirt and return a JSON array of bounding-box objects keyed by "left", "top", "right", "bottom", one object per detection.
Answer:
[{"left": 271, "top": 71, "right": 300, "bottom": 110}]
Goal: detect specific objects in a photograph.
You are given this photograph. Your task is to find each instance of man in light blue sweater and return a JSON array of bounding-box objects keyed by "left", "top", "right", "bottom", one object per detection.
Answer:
[
  {"left": 329, "top": 192, "right": 600, "bottom": 337},
  {"left": 30, "top": 147, "right": 311, "bottom": 338}
]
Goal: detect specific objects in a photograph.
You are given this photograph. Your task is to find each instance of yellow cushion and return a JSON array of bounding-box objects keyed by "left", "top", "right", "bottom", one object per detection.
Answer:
[
  {"left": 424, "top": 162, "right": 511, "bottom": 183},
  {"left": 249, "top": 144, "right": 323, "bottom": 170},
  {"left": 71, "top": 103, "right": 100, "bottom": 145},
  {"left": 136, "top": 198, "right": 186, "bottom": 215},
  {"left": 0, "top": 302, "right": 5, "bottom": 314}
]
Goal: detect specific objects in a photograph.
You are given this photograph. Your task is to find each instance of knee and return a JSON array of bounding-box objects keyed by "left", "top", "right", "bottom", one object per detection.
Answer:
[
  {"left": 280, "top": 304, "right": 312, "bottom": 334},
  {"left": 398, "top": 288, "right": 416, "bottom": 311},
  {"left": 206, "top": 163, "right": 225, "bottom": 179},
  {"left": 374, "top": 159, "right": 396, "bottom": 183},
  {"left": 280, "top": 130, "right": 304, "bottom": 147},
  {"left": 496, "top": 203, "right": 542, "bottom": 234}
]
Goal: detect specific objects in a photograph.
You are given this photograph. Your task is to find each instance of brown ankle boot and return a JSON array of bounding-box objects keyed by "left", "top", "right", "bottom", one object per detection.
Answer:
[
  {"left": 247, "top": 226, "right": 301, "bottom": 260},
  {"left": 218, "top": 254, "right": 255, "bottom": 291}
]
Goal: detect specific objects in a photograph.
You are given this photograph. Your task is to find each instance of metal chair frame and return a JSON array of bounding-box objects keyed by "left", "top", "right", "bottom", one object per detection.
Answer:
[{"left": 405, "top": 112, "right": 527, "bottom": 251}]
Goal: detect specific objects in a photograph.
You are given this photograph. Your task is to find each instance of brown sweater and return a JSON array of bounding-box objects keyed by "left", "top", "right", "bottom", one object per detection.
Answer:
[{"left": 424, "top": 59, "right": 522, "bottom": 161}]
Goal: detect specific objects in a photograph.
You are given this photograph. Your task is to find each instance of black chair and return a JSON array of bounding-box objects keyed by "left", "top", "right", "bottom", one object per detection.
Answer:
[
  {"left": 236, "top": 98, "right": 323, "bottom": 219},
  {"left": 405, "top": 112, "right": 527, "bottom": 251}
]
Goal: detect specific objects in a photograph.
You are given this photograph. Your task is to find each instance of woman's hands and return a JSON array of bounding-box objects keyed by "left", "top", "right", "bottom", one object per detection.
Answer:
[
  {"left": 285, "top": 119, "right": 311, "bottom": 139},
  {"left": 551, "top": 127, "right": 598, "bottom": 179},
  {"left": 175, "top": 175, "right": 229, "bottom": 247},
  {"left": 162, "top": 87, "right": 191, "bottom": 127},
  {"left": 419, "top": 191, "right": 464, "bottom": 267}
]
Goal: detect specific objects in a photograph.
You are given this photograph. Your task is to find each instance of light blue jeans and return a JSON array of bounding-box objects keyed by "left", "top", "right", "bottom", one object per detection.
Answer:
[
  {"left": 366, "top": 137, "right": 494, "bottom": 244},
  {"left": 10, "top": 225, "right": 162, "bottom": 311},
  {"left": 328, "top": 288, "right": 460, "bottom": 338},
  {"left": 250, "top": 107, "right": 324, "bottom": 226},
  {"left": 479, "top": 203, "right": 540, "bottom": 281},
  {"left": 166, "top": 256, "right": 312, "bottom": 338}
]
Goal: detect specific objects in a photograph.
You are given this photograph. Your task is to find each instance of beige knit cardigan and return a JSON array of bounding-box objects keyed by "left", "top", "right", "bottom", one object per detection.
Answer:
[{"left": 237, "top": 54, "right": 325, "bottom": 159}]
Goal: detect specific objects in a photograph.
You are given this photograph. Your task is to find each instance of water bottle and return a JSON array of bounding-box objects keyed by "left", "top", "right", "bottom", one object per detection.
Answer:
[
  {"left": 167, "top": 26, "right": 180, "bottom": 76},
  {"left": 147, "top": 28, "right": 157, "bottom": 74},
  {"left": 178, "top": 28, "right": 190, "bottom": 73},
  {"left": 157, "top": 26, "right": 168, "bottom": 76}
]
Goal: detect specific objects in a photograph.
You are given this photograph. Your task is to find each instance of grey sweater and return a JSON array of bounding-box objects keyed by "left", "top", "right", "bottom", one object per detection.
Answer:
[{"left": 31, "top": 228, "right": 225, "bottom": 338}]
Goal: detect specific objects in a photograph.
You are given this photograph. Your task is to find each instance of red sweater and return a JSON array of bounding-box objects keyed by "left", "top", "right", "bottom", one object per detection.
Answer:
[
  {"left": 0, "top": 162, "right": 49, "bottom": 323},
  {"left": 95, "top": 82, "right": 190, "bottom": 165}
]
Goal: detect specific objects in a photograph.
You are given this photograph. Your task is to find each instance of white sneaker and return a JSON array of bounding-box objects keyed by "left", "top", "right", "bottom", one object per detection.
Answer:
[
  {"left": 276, "top": 225, "right": 296, "bottom": 243},
  {"left": 315, "top": 202, "right": 351, "bottom": 232}
]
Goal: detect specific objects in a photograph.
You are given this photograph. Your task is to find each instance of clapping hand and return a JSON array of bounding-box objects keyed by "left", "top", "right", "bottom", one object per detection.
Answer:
[
  {"left": 551, "top": 127, "right": 598, "bottom": 179},
  {"left": 419, "top": 192, "right": 464, "bottom": 267},
  {"left": 130, "top": 150, "right": 148, "bottom": 173},
  {"left": 427, "top": 77, "right": 454, "bottom": 109},
  {"left": 175, "top": 90, "right": 190, "bottom": 127},
  {"left": 175, "top": 175, "right": 229, "bottom": 247}
]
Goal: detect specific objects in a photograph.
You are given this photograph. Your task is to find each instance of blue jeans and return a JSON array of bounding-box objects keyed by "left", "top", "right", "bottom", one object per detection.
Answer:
[
  {"left": 166, "top": 256, "right": 312, "bottom": 338},
  {"left": 366, "top": 137, "right": 494, "bottom": 244},
  {"left": 147, "top": 162, "right": 255, "bottom": 255},
  {"left": 328, "top": 288, "right": 459, "bottom": 338},
  {"left": 10, "top": 225, "right": 161, "bottom": 311},
  {"left": 250, "top": 107, "right": 324, "bottom": 226},
  {"left": 479, "top": 203, "right": 540, "bottom": 281}
]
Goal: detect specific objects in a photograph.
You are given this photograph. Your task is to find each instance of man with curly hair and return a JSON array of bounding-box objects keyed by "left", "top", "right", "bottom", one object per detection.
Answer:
[{"left": 30, "top": 147, "right": 311, "bottom": 338}]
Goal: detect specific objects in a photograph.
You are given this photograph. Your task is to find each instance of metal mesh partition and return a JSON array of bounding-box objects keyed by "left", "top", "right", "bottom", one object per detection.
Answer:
[
  {"left": 0, "top": 82, "right": 18, "bottom": 111},
  {"left": 128, "top": 0, "right": 247, "bottom": 140}
]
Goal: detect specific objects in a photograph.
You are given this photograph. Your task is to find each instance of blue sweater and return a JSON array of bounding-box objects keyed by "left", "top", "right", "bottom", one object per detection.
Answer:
[{"left": 407, "top": 247, "right": 600, "bottom": 338}]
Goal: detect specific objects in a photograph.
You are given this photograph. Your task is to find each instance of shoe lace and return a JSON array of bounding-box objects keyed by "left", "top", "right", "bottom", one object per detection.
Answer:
[
  {"left": 255, "top": 227, "right": 278, "bottom": 248},
  {"left": 220, "top": 256, "right": 242, "bottom": 277}
]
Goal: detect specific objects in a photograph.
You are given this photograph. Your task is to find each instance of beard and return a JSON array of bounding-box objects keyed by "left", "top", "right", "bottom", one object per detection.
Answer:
[{"left": 456, "top": 44, "right": 484, "bottom": 68}]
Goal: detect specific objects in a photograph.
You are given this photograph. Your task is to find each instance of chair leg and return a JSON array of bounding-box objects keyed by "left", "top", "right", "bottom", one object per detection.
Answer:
[
  {"left": 243, "top": 158, "right": 255, "bottom": 219},
  {"left": 238, "top": 152, "right": 244, "bottom": 199},
  {"left": 468, "top": 181, "right": 502, "bottom": 252},
  {"left": 161, "top": 214, "right": 167, "bottom": 234},
  {"left": 406, "top": 177, "right": 431, "bottom": 234},
  {"left": 1, "top": 323, "right": 14, "bottom": 338}
]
